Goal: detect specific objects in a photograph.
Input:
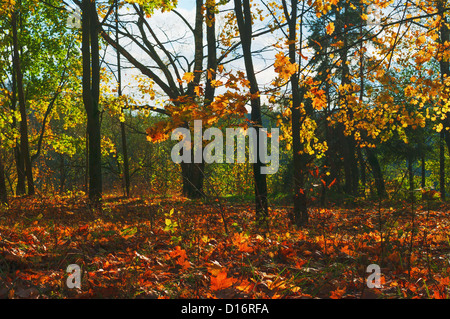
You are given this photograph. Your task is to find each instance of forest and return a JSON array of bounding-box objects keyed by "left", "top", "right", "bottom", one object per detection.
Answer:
[{"left": 1, "top": 0, "right": 450, "bottom": 301}]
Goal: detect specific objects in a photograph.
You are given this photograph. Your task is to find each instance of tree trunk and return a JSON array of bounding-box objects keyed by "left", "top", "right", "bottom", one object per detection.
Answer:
[
  {"left": 358, "top": 147, "right": 366, "bottom": 197},
  {"left": 366, "top": 147, "right": 387, "bottom": 198},
  {"left": 321, "top": 69, "right": 332, "bottom": 207},
  {"left": 15, "top": 146, "right": 26, "bottom": 196},
  {"left": 438, "top": 0, "right": 450, "bottom": 160},
  {"left": 12, "top": 10, "right": 34, "bottom": 196},
  {"left": 120, "top": 122, "right": 130, "bottom": 197},
  {"left": 82, "top": 0, "right": 102, "bottom": 205},
  {"left": 408, "top": 156, "right": 414, "bottom": 202},
  {"left": 420, "top": 153, "right": 425, "bottom": 200},
  {"left": 9, "top": 56, "right": 26, "bottom": 196},
  {"left": 59, "top": 153, "right": 65, "bottom": 194},
  {"left": 99, "top": 1, "right": 210, "bottom": 199},
  {"left": 338, "top": 126, "right": 359, "bottom": 196},
  {"left": 358, "top": 5, "right": 366, "bottom": 198},
  {"left": 337, "top": 5, "right": 358, "bottom": 196},
  {"left": 181, "top": 161, "right": 205, "bottom": 199},
  {"left": 421, "top": 153, "right": 425, "bottom": 189},
  {"left": 326, "top": 117, "right": 341, "bottom": 194},
  {"left": 350, "top": 139, "right": 359, "bottom": 195},
  {"left": 181, "top": 0, "right": 206, "bottom": 199},
  {"left": 0, "top": 150, "right": 8, "bottom": 205},
  {"left": 234, "top": 0, "right": 268, "bottom": 220},
  {"left": 205, "top": 0, "right": 217, "bottom": 105},
  {"left": 440, "top": 131, "right": 446, "bottom": 200},
  {"left": 179, "top": 0, "right": 219, "bottom": 201},
  {"left": 116, "top": 0, "right": 130, "bottom": 198},
  {"left": 292, "top": 88, "right": 308, "bottom": 226},
  {"left": 286, "top": 0, "right": 309, "bottom": 226},
  {"left": 86, "top": 111, "right": 102, "bottom": 204},
  {"left": 340, "top": 128, "right": 353, "bottom": 195},
  {"left": 188, "top": 0, "right": 204, "bottom": 94},
  {"left": 85, "top": 129, "right": 89, "bottom": 194}
]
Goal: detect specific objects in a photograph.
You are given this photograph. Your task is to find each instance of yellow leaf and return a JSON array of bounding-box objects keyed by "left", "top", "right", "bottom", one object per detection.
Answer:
[
  {"left": 331, "top": 41, "right": 344, "bottom": 48},
  {"left": 194, "top": 86, "right": 203, "bottom": 96},
  {"left": 236, "top": 279, "right": 252, "bottom": 292},
  {"left": 182, "top": 72, "right": 195, "bottom": 83},
  {"left": 326, "top": 22, "right": 335, "bottom": 35},
  {"left": 417, "top": 35, "right": 426, "bottom": 46},
  {"left": 211, "top": 79, "right": 223, "bottom": 88}
]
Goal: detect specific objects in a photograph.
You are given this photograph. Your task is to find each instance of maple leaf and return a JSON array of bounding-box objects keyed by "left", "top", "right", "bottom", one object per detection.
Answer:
[
  {"left": 295, "top": 259, "right": 307, "bottom": 268},
  {"left": 182, "top": 72, "right": 195, "bottom": 83},
  {"left": 340, "top": 245, "right": 354, "bottom": 256},
  {"left": 210, "top": 79, "right": 223, "bottom": 88},
  {"left": 167, "top": 246, "right": 190, "bottom": 270},
  {"left": 232, "top": 232, "right": 253, "bottom": 253},
  {"left": 210, "top": 270, "right": 236, "bottom": 291},
  {"left": 330, "top": 287, "right": 346, "bottom": 299},
  {"left": 326, "top": 22, "right": 335, "bottom": 35},
  {"left": 436, "top": 276, "right": 450, "bottom": 286},
  {"left": 274, "top": 52, "right": 298, "bottom": 81},
  {"left": 235, "top": 279, "right": 254, "bottom": 293},
  {"left": 416, "top": 35, "right": 426, "bottom": 46},
  {"left": 194, "top": 86, "right": 203, "bottom": 96}
]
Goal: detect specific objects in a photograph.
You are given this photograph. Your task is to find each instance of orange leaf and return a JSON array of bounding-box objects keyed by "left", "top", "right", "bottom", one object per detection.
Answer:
[
  {"left": 330, "top": 287, "right": 346, "bottom": 299},
  {"left": 326, "top": 22, "right": 335, "bottom": 35},
  {"left": 295, "top": 259, "right": 307, "bottom": 268},
  {"left": 168, "top": 246, "right": 190, "bottom": 270},
  {"left": 328, "top": 178, "right": 336, "bottom": 189},
  {"left": 232, "top": 233, "right": 253, "bottom": 253},
  {"left": 236, "top": 279, "right": 254, "bottom": 293},
  {"left": 182, "top": 72, "right": 195, "bottom": 83},
  {"left": 194, "top": 86, "right": 203, "bottom": 96},
  {"left": 210, "top": 271, "right": 236, "bottom": 291}
]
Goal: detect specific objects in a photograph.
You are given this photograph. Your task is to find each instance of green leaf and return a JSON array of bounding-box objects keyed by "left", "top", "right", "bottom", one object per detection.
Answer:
[{"left": 121, "top": 226, "right": 137, "bottom": 237}]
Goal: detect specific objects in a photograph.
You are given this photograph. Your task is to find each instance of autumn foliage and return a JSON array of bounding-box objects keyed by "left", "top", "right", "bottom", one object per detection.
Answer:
[
  {"left": 0, "top": 193, "right": 449, "bottom": 299},
  {"left": 2, "top": 0, "right": 450, "bottom": 301}
]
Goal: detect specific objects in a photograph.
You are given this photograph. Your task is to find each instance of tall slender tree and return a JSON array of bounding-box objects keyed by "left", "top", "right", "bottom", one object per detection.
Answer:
[
  {"left": 11, "top": 8, "right": 34, "bottom": 196},
  {"left": 233, "top": 0, "right": 268, "bottom": 221},
  {"left": 0, "top": 149, "right": 7, "bottom": 205},
  {"left": 438, "top": 0, "right": 449, "bottom": 199},
  {"left": 281, "top": 0, "right": 310, "bottom": 226},
  {"left": 115, "top": 0, "right": 130, "bottom": 198},
  {"left": 81, "top": 0, "right": 102, "bottom": 205}
]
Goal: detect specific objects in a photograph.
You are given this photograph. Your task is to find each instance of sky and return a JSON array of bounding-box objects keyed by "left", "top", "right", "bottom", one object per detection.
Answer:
[
  {"left": 64, "top": 0, "right": 418, "bottom": 110},
  {"left": 178, "top": 0, "right": 196, "bottom": 10},
  {"left": 100, "top": 0, "right": 279, "bottom": 107}
]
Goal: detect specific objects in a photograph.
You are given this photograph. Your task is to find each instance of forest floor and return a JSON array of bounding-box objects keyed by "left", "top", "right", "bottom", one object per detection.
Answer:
[{"left": 0, "top": 192, "right": 449, "bottom": 299}]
